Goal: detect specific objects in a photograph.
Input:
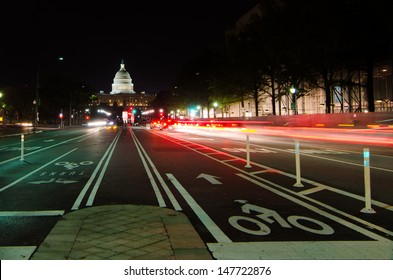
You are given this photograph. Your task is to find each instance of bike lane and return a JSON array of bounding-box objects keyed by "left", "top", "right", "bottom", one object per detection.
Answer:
[
  {"left": 0, "top": 128, "right": 120, "bottom": 249},
  {"left": 134, "top": 129, "right": 392, "bottom": 259},
  {"left": 163, "top": 128, "right": 393, "bottom": 241}
]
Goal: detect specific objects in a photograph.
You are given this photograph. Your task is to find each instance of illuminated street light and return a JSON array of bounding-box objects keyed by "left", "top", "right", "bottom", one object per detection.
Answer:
[
  {"left": 59, "top": 109, "right": 64, "bottom": 128},
  {"left": 33, "top": 99, "right": 38, "bottom": 131},
  {"left": 197, "top": 105, "right": 201, "bottom": 118},
  {"left": 213, "top": 102, "right": 218, "bottom": 119},
  {"left": 290, "top": 87, "right": 297, "bottom": 115},
  {"left": 0, "top": 92, "right": 5, "bottom": 127}
]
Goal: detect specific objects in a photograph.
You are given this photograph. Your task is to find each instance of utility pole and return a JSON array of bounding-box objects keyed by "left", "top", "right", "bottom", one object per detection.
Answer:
[{"left": 34, "top": 64, "right": 40, "bottom": 132}]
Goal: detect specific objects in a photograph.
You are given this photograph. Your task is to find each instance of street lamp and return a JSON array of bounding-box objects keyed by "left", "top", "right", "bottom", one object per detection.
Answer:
[
  {"left": 213, "top": 102, "right": 218, "bottom": 119},
  {"left": 0, "top": 92, "right": 5, "bottom": 127},
  {"left": 33, "top": 63, "right": 40, "bottom": 132},
  {"left": 290, "top": 87, "right": 297, "bottom": 115}
]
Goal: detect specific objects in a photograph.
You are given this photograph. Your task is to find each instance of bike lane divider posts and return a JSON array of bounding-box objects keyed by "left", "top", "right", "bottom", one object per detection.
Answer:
[
  {"left": 20, "top": 134, "right": 25, "bottom": 161},
  {"left": 241, "top": 128, "right": 256, "bottom": 169},
  {"left": 293, "top": 140, "right": 304, "bottom": 187},
  {"left": 361, "top": 148, "right": 376, "bottom": 214},
  {"left": 245, "top": 134, "right": 252, "bottom": 169}
]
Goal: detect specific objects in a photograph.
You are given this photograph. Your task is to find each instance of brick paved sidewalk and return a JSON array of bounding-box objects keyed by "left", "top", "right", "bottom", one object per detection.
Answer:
[{"left": 30, "top": 205, "right": 213, "bottom": 260}]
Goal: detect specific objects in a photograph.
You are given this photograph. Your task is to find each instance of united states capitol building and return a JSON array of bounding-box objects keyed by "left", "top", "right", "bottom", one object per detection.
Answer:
[{"left": 95, "top": 59, "right": 155, "bottom": 111}]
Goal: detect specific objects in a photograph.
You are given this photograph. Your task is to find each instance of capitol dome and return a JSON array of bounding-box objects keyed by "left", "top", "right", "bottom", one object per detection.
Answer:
[{"left": 110, "top": 59, "right": 135, "bottom": 94}]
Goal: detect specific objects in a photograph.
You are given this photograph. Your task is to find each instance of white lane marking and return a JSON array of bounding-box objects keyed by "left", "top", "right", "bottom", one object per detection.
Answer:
[
  {"left": 166, "top": 173, "right": 232, "bottom": 243},
  {"left": 237, "top": 173, "right": 391, "bottom": 241},
  {"left": 249, "top": 169, "right": 276, "bottom": 175},
  {"left": 207, "top": 240, "right": 393, "bottom": 260},
  {"left": 0, "top": 210, "right": 64, "bottom": 216},
  {"left": 221, "top": 158, "right": 240, "bottom": 163},
  {"left": 256, "top": 143, "right": 393, "bottom": 173},
  {"left": 0, "top": 149, "right": 78, "bottom": 193},
  {"left": 218, "top": 135, "right": 393, "bottom": 173},
  {"left": 298, "top": 178, "right": 393, "bottom": 212},
  {"left": 197, "top": 173, "right": 222, "bottom": 185},
  {"left": 298, "top": 152, "right": 393, "bottom": 173},
  {"left": 85, "top": 131, "right": 121, "bottom": 206},
  {"left": 298, "top": 186, "right": 327, "bottom": 195},
  {"left": 0, "top": 246, "right": 36, "bottom": 260},
  {"left": 286, "top": 149, "right": 349, "bottom": 155},
  {"left": 133, "top": 130, "right": 182, "bottom": 211},
  {"left": 72, "top": 130, "right": 121, "bottom": 210},
  {"left": 130, "top": 130, "right": 166, "bottom": 208}
]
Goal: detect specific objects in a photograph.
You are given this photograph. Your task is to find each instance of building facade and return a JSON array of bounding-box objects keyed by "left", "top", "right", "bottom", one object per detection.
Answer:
[{"left": 214, "top": 4, "right": 393, "bottom": 118}]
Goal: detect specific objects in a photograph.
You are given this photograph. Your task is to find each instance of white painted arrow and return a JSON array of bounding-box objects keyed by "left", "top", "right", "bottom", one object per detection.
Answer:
[
  {"left": 197, "top": 173, "right": 222, "bottom": 185},
  {"left": 28, "top": 178, "right": 77, "bottom": 184},
  {"left": 55, "top": 178, "right": 78, "bottom": 184}
]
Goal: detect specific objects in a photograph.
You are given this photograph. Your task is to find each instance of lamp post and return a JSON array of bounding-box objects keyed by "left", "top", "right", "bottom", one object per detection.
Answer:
[
  {"left": 213, "top": 102, "right": 218, "bottom": 119},
  {"left": 290, "top": 87, "right": 297, "bottom": 115},
  {"left": 197, "top": 105, "right": 201, "bottom": 118},
  {"left": 0, "top": 92, "right": 5, "bottom": 127},
  {"left": 33, "top": 64, "right": 40, "bottom": 132}
]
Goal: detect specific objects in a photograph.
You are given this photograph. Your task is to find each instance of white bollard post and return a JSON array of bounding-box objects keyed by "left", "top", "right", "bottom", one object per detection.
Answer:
[
  {"left": 293, "top": 141, "right": 304, "bottom": 187},
  {"left": 361, "top": 148, "right": 376, "bottom": 213},
  {"left": 245, "top": 134, "right": 252, "bottom": 168},
  {"left": 20, "top": 134, "right": 25, "bottom": 161}
]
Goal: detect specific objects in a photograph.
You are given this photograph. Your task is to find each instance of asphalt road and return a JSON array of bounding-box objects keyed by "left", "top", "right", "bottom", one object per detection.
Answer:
[{"left": 0, "top": 125, "right": 392, "bottom": 258}]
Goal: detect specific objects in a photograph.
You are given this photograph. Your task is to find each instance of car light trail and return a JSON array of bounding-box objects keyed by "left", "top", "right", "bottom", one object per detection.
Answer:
[{"left": 174, "top": 120, "right": 393, "bottom": 146}]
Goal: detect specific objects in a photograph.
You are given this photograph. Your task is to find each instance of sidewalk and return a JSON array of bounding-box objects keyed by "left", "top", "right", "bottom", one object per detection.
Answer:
[{"left": 30, "top": 205, "right": 213, "bottom": 260}]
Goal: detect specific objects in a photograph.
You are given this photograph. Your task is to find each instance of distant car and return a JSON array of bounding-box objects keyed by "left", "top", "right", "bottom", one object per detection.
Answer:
[
  {"left": 150, "top": 119, "right": 176, "bottom": 130},
  {"left": 150, "top": 119, "right": 164, "bottom": 130}
]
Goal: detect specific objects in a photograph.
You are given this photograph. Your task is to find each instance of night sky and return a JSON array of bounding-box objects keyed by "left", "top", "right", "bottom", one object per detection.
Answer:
[{"left": 1, "top": 1, "right": 258, "bottom": 94}]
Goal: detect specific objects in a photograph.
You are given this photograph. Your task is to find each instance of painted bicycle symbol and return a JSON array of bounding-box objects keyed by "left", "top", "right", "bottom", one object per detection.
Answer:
[
  {"left": 55, "top": 161, "right": 93, "bottom": 170},
  {"left": 228, "top": 200, "right": 334, "bottom": 235}
]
